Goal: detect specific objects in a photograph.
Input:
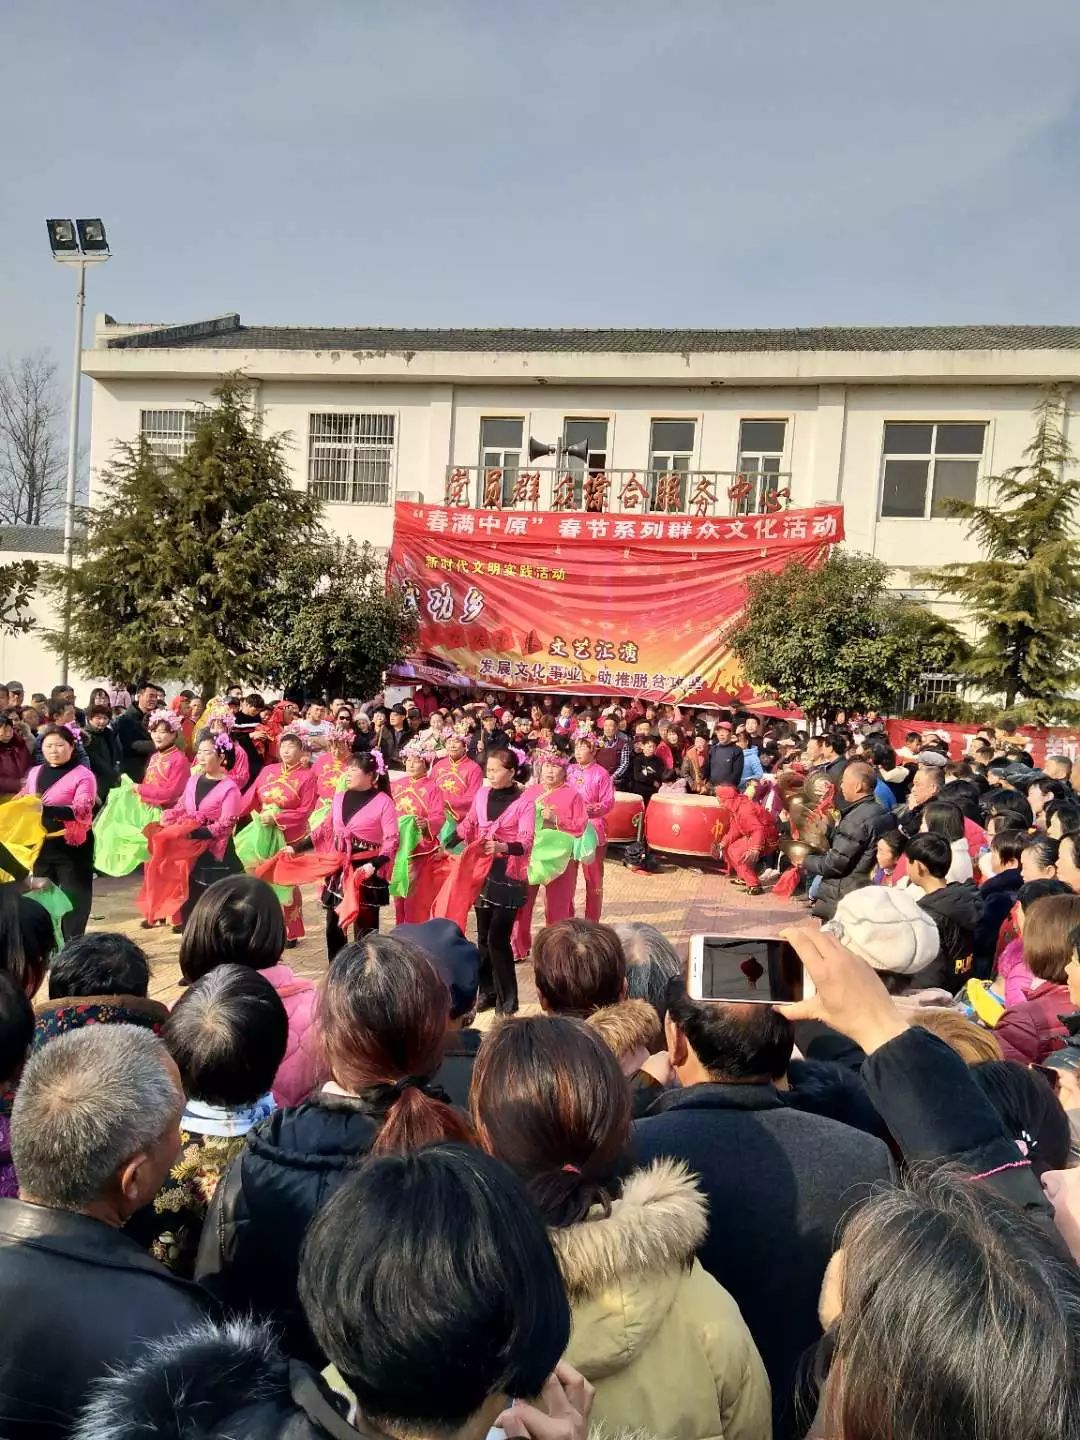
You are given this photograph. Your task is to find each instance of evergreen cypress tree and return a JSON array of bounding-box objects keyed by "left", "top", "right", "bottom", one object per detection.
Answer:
[
  {"left": 254, "top": 536, "right": 417, "bottom": 698},
  {"left": 923, "top": 387, "right": 1080, "bottom": 719},
  {"left": 43, "top": 376, "right": 322, "bottom": 694}
]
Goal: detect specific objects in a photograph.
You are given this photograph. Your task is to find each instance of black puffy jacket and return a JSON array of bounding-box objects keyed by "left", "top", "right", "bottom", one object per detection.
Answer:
[
  {"left": 195, "top": 1096, "right": 381, "bottom": 1367},
  {"left": 915, "top": 880, "right": 986, "bottom": 993},
  {"left": 73, "top": 1318, "right": 354, "bottom": 1440},
  {"left": 803, "top": 795, "right": 892, "bottom": 919}
]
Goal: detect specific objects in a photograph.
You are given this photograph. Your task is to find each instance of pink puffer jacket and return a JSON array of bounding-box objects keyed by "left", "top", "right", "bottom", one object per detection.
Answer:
[
  {"left": 996, "top": 937, "right": 1034, "bottom": 1008},
  {"left": 260, "top": 964, "right": 324, "bottom": 1106}
]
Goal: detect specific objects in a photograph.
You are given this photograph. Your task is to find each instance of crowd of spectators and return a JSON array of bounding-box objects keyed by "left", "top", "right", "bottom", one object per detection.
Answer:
[{"left": 0, "top": 865, "right": 1075, "bottom": 1438}]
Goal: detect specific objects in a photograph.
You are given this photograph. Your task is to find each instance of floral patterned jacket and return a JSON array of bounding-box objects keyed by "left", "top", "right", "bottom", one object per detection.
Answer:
[{"left": 125, "top": 1094, "right": 275, "bottom": 1277}]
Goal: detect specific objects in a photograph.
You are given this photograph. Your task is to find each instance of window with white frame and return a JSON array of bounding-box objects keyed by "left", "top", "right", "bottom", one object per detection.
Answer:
[
  {"left": 139, "top": 409, "right": 202, "bottom": 458},
  {"left": 563, "top": 417, "right": 609, "bottom": 508},
  {"left": 648, "top": 419, "right": 696, "bottom": 510},
  {"left": 880, "top": 422, "right": 986, "bottom": 518},
  {"left": 479, "top": 417, "right": 524, "bottom": 504},
  {"left": 307, "top": 413, "right": 396, "bottom": 505},
  {"left": 735, "top": 419, "right": 787, "bottom": 515}
]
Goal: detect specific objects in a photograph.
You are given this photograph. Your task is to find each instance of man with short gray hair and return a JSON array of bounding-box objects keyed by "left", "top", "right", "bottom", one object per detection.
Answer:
[
  {"left": 0, "top": 1025, "right": 209, "bottom": 1438},
  {"left": 613, "top": 921, "right": 681, "bottom": 1024}
]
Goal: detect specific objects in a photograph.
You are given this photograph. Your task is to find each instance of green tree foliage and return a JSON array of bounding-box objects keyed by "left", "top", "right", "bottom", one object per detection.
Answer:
[
  {"left": 922, "top": 388, "right": 1080, "bottom": 720},
  {"left": 253, "top": 535, "right": 417, "bottom": 699},
  {"left": 0, "top": 559, "right": 39, "bottom": 634},
  {"left": 41, "top": 377, "right": 321, "bottom": 694},
  {"left": 729, "top": 549, "right": 965, "bottom": 724}
]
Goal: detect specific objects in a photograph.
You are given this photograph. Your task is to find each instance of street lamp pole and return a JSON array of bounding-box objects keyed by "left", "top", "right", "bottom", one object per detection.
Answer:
[
  {"left": 60, "top": 259, "right": 87, "bottom": 686},
  {"left": 46, "top": 218, "right": 110, "bottom": 687}
]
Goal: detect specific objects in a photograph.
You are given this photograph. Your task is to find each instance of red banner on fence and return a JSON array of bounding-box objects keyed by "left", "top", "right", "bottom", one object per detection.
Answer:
[
  {"left": 388, "top": 502, "right": 843, "bottom": 705},
  {"left": 886, "top": 718, "right": 1080, "bottom": 766}
]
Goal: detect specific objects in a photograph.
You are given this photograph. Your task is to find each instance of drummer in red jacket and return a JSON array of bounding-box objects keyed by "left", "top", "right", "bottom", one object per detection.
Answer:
[{"left": 716, "top": 783, "right": 778, "bottom": 896}]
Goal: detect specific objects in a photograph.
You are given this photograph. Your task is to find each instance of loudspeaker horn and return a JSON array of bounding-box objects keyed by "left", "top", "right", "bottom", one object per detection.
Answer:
[
  {"left": 528, "top": 436, "right": 556, "bottom": 463},
  {"left": 563, "top": 438, "right": 590, "bottom": 463}
]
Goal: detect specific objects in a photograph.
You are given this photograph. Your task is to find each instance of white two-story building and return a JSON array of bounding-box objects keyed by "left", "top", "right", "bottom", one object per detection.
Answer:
[{"left": 61, "top": 315, "right": 1080, "bottom": 697}]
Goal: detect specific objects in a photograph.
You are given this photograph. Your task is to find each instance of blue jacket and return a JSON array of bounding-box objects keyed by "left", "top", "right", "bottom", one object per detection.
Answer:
[
  {"left": 874, "top": 776, "right": 895, "bottom": 811},
  {"left": 739, "top": 746, "right": 764, "bottom": 788}
]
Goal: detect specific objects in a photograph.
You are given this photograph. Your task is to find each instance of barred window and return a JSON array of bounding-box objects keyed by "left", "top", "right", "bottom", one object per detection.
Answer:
[
  {"left": 308, "top": 413, "right": 396, "bottom": 505},
  {"left": 735, "top": 419, "right": 787, "bottom": 515},
  {"left": 139, "top": 409, "right": 201, "bottom": 458},
  {"left": 648, "top": 419, "right": 696, "bottom": 511}
]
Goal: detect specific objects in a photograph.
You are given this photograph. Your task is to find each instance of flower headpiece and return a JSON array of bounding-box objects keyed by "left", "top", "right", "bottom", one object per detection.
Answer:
[
  {"left": 210, "top": 712, "right": 236, "bottom": 732},
  {"left": 279, "top": 725, "right": 310, "bottom": 748},
  {"left": 453, "top": 720, "right": 474, "bottom": 738},
  {"left": 400, "top": 739, "right": 433, "bottom": 763},
  {"left": 509, "top": 745, "right": 528, "bottom": 769},
  {"left": 148, "top": 708, "right": 182, "bottom": 733},
  {"left": 329, "top": 725, "right": 354, "bottom": 744},
  {"left": 202, "top": 698, "right": 234, "bottom": 728},
  {"left": 369, "top": 749, "right": 387, "bottom": 776},
  {"left": 573, "top": 729, "right": 597, "bottom": 747},
  {"left": 213, "top": 733, "right": 234, "bottom": 754},
  {"left": 533, "top": 746, "right": 569, "bottom": 769}
]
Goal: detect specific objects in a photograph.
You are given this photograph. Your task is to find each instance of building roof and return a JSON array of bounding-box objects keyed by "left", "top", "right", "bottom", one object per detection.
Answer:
[
  {"left": 0, "top": 526, "right": 65, "bottom": 554},
  {"left": 106, "top": 315, "right": 1080, "bottom": 355}
]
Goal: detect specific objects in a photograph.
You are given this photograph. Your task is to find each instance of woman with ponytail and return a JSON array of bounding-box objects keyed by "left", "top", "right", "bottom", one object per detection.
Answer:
[
  {"left": 471, "top": 1015, "right": 769, "bottom": 1440},
  {"left": 196, "top": 933, "right": 473, "bottom": 1367}
]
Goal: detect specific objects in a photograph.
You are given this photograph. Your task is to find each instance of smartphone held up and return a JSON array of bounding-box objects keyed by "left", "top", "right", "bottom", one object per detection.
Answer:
[{"left": 687, "top": 934, "right": 813, "bottom": 1006}]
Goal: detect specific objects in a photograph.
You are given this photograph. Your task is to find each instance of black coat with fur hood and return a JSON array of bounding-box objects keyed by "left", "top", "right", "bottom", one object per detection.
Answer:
[
  {"left": 73, "top": 1318, "right": 356, "bottom": 1440},
  {"left": 73, "top": 1318, "right": 659, "bottom": 1440}
]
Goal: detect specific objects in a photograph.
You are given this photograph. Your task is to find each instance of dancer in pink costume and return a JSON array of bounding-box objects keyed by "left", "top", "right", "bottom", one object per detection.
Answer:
[
  {"left": 391, "top": 742, "right": 446, "bottom": 923},
  {"left": 512, "top": 748, "right": 588, "bottom": 960},
  {"left": 240, "top": 729, "right": 319, "bottom": 941},
  {"left": 137, "top": 711, "right": 191, "bottom": 808},
  {"left": 566, "top": 732, "right": 615, "bottom": 922},
  {"left": 430, "top": 727, "right": 483, "bottom": 828}
]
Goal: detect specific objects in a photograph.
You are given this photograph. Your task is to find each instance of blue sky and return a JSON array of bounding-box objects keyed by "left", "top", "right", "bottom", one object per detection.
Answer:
[{"left": 3, "top": 0, "right": 1080, "bottom": 369}]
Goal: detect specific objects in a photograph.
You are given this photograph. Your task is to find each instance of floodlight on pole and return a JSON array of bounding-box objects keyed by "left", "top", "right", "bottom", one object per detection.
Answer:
[{"left": 46, "top": 218, "right": 110, "bottom": 684}]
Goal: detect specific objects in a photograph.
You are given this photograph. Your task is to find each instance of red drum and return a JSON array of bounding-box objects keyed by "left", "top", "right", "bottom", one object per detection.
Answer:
[
  {"left": 645, "top": 790, "right": 725, "bottom": 858},
  {"left": 607, "top": 791, "right": 645, "bottom": 844}
]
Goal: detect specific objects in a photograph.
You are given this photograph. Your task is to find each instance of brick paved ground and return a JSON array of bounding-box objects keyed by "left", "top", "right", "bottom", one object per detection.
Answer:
[{"left": 89, "top": 853, "right": 805, "bottom": 1011}]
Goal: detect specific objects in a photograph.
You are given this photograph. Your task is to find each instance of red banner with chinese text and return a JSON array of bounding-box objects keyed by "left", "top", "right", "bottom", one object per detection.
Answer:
[
  {"left": 388, "top": 502, "right": 844, "bottom": 705},
  {"left": 885, "top": 719, "right": 1080, "bottom": 767}
]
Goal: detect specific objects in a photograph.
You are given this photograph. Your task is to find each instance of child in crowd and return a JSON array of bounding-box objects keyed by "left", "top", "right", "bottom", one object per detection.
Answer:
[
  {"left": 991, "top": 880, "right": 1075, "bottom": 1007},
  {"left": 905, "top": 833, "right": 984, "bottom": 993},
  {"left": 972, "top": 830, "right": 1026, "bottom": 977},
  {"left": 1021, "top": 835, "right": 1060, "bottom": 883},
  {"left": 873, "top": 831, "right": 904, "bottom": 886},
  {"left": 627, "top": 734, "right": 672, "bottom": 808}
]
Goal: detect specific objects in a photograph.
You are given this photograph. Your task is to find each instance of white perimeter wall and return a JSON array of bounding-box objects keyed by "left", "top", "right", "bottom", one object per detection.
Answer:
[{"left": 0, "top": 548, "right": 96, "bottom": 698}]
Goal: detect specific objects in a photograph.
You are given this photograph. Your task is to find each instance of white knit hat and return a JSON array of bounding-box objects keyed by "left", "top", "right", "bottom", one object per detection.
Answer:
[{"left": 826, "top": 886, "right": 940, "bottom": 975}]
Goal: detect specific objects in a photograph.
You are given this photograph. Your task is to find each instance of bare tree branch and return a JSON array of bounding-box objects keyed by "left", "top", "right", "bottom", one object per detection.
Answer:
[{"left": 0, "top": 352, "right": 66, "bottom": 526}]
